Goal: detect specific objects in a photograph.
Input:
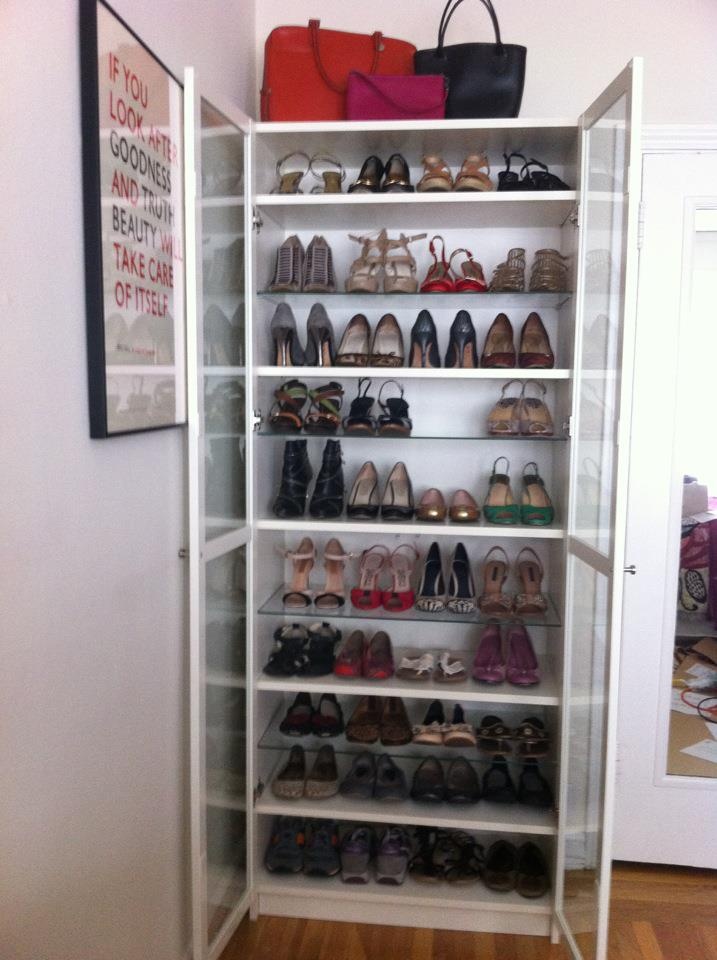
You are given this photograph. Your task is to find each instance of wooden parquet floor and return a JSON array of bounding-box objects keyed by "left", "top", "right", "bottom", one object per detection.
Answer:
[{"left": 221, "top": 862, "right": 717, "bottom": 960}]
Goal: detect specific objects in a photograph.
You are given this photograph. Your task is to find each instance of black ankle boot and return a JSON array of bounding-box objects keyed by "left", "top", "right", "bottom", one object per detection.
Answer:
[
  {"left": 309, "top": 439, "right": 344, "bottom": 519},
  {"left": 273, "top": 440, "right": 312, "bottom": 518}
]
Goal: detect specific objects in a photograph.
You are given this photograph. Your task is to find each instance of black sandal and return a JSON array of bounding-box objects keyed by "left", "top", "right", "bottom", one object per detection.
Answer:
[
  {"left": 517, "top": 758, "right": 554, "bottom": 808},
  {"left": 497, "top": 151, "right": 528, "bottom": 192},
  {"left": 268, "top": 380, "right": 308, "bottom": 433},
  {"left": 377, "top": 380, "right": 412, "bottom": 437},
  {"left": 342, "top": 378, "right": 377, "bottom": 435},
  {"left": 520, "top": 158, "right": 571, "bottom": 191},
  {"left": 304, "top": 381, "right": 344, "bottom": 435},
  {"left": 444, "top": 832, "right": 484, "bottom": 884}
]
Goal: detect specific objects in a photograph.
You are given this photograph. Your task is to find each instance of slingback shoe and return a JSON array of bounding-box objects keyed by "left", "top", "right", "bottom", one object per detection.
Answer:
[
  {"left": 478, "top": 546, "right": 512, "bottom": 616},
  {"left": 514, "top": 547, "right": 548, "bottom": 615},
  {"left": 377, "top": 380, "right": 412, "bottom": 437},
  {"left": 518, "top": 380, "right": 554, "bottom": 436},
  {"left": 343, "top": 378, "right": 377, "bottom": 435},
  {"left": 497, "top": 151, "right": 529, "bottom": 192},
  {"left": 315, "top": 539, "right": 351, "bottom": 610},
  {"left": 351, "top": 544, "right": 390, "bottom": 610},
  {"left": 281, "top": 538, "right": 316, "bottom": 609},
  {"left": 521, "top": 462, "right": 554, "bottom": 525},
  {"left": 380, "top": 462, "right": 414, "bottom": 521},
  {"left": 308, "top": 439, "right": 344, "bottom": 519},
  {"left": 483, "top": 456, "right": 520, "bottom": 525},
  {"left": 270, "top": 303, "right": 306, "bottom": 366},
  {"left": 446, "top": 542, "right": 476, "bottom": 613},
  {"left": 487, "top": 380, "right": 523, "bottom": 436},
  {"left": 336, "top": 313, "right": 371, "bottom": 366},
  {"left": 444, "top": 311, "right": 478, "bottom": 368},
  {"left": 420, "top": 236, "right": 454, "bottom": 292},
  {"left": 304, "top": 303, "right": 336, "bottom": 367},
  {"left": 273, "top": 440, "right": 312, "bottom": 518},
  {"left": 347, "top": 461, "right": 380, "bottom": 519},
  {"left": 409, "top": 311, "right": 440, "bottom": 368},
  {"left": 383, "top": 544, "right": 418, "bottom": 612},
  {"left": 415, "top": 541, "right": 446, "bottom": 612}
]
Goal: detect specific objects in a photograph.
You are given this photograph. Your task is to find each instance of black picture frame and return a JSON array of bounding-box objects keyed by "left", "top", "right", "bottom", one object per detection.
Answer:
[{"left": 80, "top": 0, "right": 186, "bottom": 438}]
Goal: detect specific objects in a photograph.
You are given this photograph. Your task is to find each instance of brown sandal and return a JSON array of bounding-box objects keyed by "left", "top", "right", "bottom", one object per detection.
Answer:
[
  {"left": 417, "top": 155, "right": 454, "bottom": 192},
  {"left": 304, "top": 382, "right": 344, "bottom": 434},
  {"left": 454, "top": 153, "right": 494, "bottom": 192}
]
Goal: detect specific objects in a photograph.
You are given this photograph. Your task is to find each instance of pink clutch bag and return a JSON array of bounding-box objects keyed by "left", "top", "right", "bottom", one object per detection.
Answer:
[{"left": 346, "top": 71, "right": 447, "bottom": 121}]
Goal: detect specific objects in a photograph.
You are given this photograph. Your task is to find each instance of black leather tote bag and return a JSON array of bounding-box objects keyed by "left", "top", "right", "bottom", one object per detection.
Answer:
[{"left": 415, "top": 0, "right": 526, "bottom": 118}]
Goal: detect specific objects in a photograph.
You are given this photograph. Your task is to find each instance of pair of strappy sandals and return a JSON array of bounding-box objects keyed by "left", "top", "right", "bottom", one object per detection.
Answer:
[{"left": 346, "top": 229, "right": 427, "bottom": 294}]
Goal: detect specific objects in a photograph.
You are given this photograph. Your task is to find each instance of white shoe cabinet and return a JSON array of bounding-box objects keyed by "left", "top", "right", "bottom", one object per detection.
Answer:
[{"left": 184, "top": 60, "right": 643, "bottom": 960}]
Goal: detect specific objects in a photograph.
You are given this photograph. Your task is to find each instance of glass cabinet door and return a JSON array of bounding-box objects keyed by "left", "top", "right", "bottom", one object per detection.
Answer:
[
  {"left": 184, "top": 69, "right": 252, "bottom": 960},
  {"left": 557, "top": 60, "right": 642, "bottom": 960}
]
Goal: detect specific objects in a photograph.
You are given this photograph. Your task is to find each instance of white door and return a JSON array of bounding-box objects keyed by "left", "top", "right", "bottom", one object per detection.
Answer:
[
  {"left": 184, "top": 70, "right": 254, "bottom": 960},
  {"left": 555, "top": 60, "right": 643, "bottom": 960},
  {"left": 614, "top": 149, "right": 717, "bottom": 868}
]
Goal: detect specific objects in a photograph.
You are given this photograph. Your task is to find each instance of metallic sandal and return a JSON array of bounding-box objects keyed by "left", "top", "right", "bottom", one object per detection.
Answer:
[
  {"left": 383, "top": 232, "right": 427, "bottom": 293},
  {"left": 271, "top": 151, "right": 310, "bottom": 194},
  {"left": 529, "top": 249, "right": 569, "bottom": 292},
  {"left": 268, "top": 235, "right": 305, "bottom": 292},
  {"left": 303, "top": 236, "right": 336, "bottom": 293},
  {"left": 309, "top": 153, "right": 345, "bottom": 194},
  {"left": 489, "top": 247, "right": 526, "bottom": 292}
]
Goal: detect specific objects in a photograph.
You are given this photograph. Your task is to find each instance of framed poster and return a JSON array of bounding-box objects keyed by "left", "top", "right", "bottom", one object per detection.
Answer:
[{"left": 80, "top": 0, "right": 186, "bottom": 437}]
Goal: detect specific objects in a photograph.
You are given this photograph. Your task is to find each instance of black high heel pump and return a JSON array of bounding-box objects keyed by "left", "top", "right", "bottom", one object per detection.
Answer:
[
  {"left": 409, "top": 310, "right": 441, "bottom": 368},
  {"left": 304, "top": 303, "right": 336, "bottom": 366},
  {"left": 444, "top": 311, "right": 478, "bottom": 369},
  {"left": 415, "top": 541, "right": 446, "bottom": 612},
  {"left": 270, "top": 303, "right": 305, "bottom": 366}
]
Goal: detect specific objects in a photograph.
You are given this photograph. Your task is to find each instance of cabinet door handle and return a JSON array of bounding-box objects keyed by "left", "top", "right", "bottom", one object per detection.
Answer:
[{"left": 623, "top": 564, "right": 636, "bottom": 575}]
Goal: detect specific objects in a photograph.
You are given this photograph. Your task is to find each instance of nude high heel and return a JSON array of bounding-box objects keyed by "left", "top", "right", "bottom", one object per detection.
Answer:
[
  {"left": 381, "top": 462, "right": 414, "bottom": 521},
  {"left": 383, "top": 232, "right": 427, "bottom": 293},
  {"left": 315, "top": 538, "right": 351, "bottom": 610},
  {"left": 345, "top": 230, "right": 386, "bottom": 293},
  {"left": 282, "top": 537, "right": 316, "bottom": 607}
]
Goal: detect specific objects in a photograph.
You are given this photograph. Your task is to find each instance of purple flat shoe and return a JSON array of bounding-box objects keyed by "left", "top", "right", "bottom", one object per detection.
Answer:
[
  {"left": 472, "top": 623, "right": 505, "bottom": 683},
  {"left": 506, "top": 625, "right": 540, "bottom": 686}
]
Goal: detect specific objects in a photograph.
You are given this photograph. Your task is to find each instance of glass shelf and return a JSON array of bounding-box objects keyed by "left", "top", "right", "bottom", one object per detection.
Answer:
[
  {"left": 257, "top": 585, "right": 561, "bottom": 628},
  {"left": 257, "top": 430, "right": 567, "bottom": 442},
  {"left": 258, "top": 703, "right": 558, "bottom": 764},
  {"left": 258, "top": 290, "right": 572, "bottom": 309}
]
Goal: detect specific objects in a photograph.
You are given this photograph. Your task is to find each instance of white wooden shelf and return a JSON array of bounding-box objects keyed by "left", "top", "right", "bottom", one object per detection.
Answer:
[
  {"left": 258, "top": 290, "right": 572, "bottom": 309},
  {"left": 255, "top": 517, "right": 564, "bottom": 539},
  {"left": 256, "top": 790, "right": 556, "bottom": 836},
  {"left": 206, "top": 669, "right": 246, "bottom": 689},
  {"left": 255, "top": 365, "right": 572, "bottom": 380},
  {"left": 256, "top": 653, "right": 560, "bottom": 706}
]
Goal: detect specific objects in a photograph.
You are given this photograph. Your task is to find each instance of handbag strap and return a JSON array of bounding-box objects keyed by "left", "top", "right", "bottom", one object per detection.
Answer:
[
  {"left": 437, "top": 0, "right": 504, "bottom": 53},
  {"left": 309, "top": 19, "right": 384, "bottom": 94},
  {"left": 348, "top": 72, "right": 446, "bottom": 113}
]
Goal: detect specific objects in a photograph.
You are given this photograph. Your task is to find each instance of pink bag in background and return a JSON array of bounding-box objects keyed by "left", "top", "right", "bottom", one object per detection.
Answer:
[{"left": 346, "top": 71, "right": 447, "bottom": 121}]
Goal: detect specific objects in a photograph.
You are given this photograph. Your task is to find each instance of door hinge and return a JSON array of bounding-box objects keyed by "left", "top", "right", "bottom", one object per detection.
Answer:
[
  {"left": 253, "top": 779, "right": 265, "bottom": 805},
  {"left": 563, "top": 415, "right": 573, "bottom": 438},
  {"left": 637, "top": 200, "right": 646, "bottom": 249},
  {"left": 624, "top": 564, "right": 637, "bottom": 575},
  {"left": 252, "top": 409, "right": 262, "bottom": 432},
  {"left": 178, "top": 547, "right": 189, "bottom": 559},
  {"left": 252, "top": 206, "right": 263, "bottom": 233},
  {"left": 567, "top": 203, "right": 580, "bottom": 228}
]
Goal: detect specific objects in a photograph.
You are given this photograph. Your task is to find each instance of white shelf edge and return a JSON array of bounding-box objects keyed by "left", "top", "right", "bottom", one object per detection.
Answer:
[
  {"left": 255, "top": 518, "right": 565, "bottom": 539},
  {"left": 256, "top": 191, "right": 576, "bottom": 207},
  {"left": 206, "top": 669, "right": 246, "bottom": 689},
  {"left": 254, "top": 118, "right": 577, "bottom": 134},
  {"left": 255, "top": 366, "right": 572, "bottom": 380}
]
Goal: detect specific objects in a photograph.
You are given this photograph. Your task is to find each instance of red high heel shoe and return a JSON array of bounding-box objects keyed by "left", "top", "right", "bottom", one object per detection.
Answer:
[
  {"left": 420, "top": 236, "right": 454, "bottom": 292},
  {"left": 382, "top": 544, "right": 418, "bottom": 612},
  {"left": 450, "top": 248, "right": 487, "bottom": 292},
  {"left": 350, "top": 544, "right": 389, "bottom": 610}
]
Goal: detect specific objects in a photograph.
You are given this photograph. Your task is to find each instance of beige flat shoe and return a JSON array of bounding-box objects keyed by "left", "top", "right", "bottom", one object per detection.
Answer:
[
  {"left": 416, "top": 488, "right": 447, "bottom": 522},
  {"left": 449, "top": 489, "right": 479, "bottom": 523}
]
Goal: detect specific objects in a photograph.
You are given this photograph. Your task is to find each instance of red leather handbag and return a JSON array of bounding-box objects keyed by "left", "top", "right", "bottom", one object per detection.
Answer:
[{"left": 260, "top": 20, "right": 417, "bottom": 122}]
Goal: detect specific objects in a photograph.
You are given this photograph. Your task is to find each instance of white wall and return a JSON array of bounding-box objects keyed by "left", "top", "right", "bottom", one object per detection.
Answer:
[
  {"left": 0, "top": 3, "right": 253, "bottom": 960},
  {"left": 254, "top": 0, "right": 717, "bottom": 123}
]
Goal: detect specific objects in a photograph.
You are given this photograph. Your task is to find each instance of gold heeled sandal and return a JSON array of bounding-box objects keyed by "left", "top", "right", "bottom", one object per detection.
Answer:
[
  {"left": 383, "top": 232, "right": 427, "bottom": 293},
  {"left": 309, "top": 154, "right": 345, "bottom": 194},
  {"left": 345, "top": 229, "right": 386, "bottom": 293},
  {"left": 271, "top": 151, "right": 311, "bottom": 194}
]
